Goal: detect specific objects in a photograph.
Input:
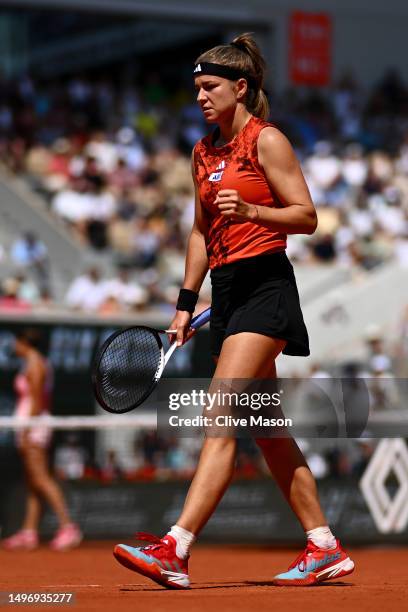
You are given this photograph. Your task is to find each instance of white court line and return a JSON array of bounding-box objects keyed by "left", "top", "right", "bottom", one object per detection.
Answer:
[{"left": 40, "top": 585, "right": 101, "bottom": 588}]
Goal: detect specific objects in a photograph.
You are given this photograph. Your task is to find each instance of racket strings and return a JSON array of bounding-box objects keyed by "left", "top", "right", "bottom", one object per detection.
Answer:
[{"left": 97, "top": 328, "right": 163, "bottom": 412}]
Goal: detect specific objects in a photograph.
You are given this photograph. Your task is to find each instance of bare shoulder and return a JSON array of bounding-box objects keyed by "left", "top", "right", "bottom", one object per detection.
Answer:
[
  {"left": 258, "top": 126, "right": 294, "bottom": 155},
  {"left": 257, "top": 126, "right": 298, "bottom": 169}
]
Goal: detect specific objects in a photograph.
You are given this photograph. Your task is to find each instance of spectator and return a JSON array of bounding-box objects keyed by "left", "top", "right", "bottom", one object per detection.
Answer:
[
  {"left": 341, "top": 144, "right": 368, "bottom": 189},
  {"left": 100, "top": 267, "right": 148, "bottom": 312},
  {"left": 51, "top": 176, "right": 89, "bottom": 233},
  {"left": 10, "top": 231, "right": 49, "bottom": 291},
  {"left": 395, "top": 305, "right": 408, "bottom": 376},
  {"left": 85, "top": 131, "right": 118, "bottom": 173},
  {"left": 130, "top": 217, "right": 161, "bottom": 268},
  {"left": 311, "top": 233, "right": 337, "bottom": 262},
  {"left": 2, "top": 63, "right": 408, "bottom": 318},
  {"left": 0, "top": 277, "right": 32, "bottom": 312},
  {"left": 83, "top": 175, "right": 116, "bottom": 250},
  {"left": 54, "top": 433, "right": 87, "bottom": 480},
  {"left": 64, "top": 267, "right": 107, "bottom": 311},
  {"left": 100, "top": 450, "right": 123, "bottom": 482},
  {"left": 304, "top": 141, "right": 342, "bottom": 207},
  {"left": 108, "top": 158, "right": 140, "bottom": 194}
]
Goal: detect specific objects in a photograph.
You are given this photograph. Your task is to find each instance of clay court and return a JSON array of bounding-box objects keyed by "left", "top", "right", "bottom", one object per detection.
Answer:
[{"left": 1, "top": 543, "right": 406, "bottom": 611}]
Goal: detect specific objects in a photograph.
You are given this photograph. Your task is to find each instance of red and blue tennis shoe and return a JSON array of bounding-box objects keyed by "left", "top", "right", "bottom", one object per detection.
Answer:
[
  {"left": 273, "top": 539, "right": 354, "bottom": 586},
  {"left": 114, "top": 532, "right": 190, "bottom": 589}
]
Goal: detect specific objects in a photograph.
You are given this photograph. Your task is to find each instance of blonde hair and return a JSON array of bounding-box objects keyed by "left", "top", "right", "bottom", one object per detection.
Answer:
[{"left": 196, "top": 33, "right": 269, "bottom": 120}]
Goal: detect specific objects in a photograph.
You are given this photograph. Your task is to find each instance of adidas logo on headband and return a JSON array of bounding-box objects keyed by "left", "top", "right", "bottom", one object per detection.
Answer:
[{"left": 193, "top": 62, "right": 257, "bottom": 90}]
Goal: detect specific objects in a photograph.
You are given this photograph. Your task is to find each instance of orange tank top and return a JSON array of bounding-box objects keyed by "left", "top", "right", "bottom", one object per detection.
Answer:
[{"left": 193, "top": 115, "right": 287, "bottom": 269}]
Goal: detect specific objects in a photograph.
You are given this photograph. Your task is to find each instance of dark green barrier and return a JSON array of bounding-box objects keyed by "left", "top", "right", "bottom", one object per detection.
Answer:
[
  {"left": 3, "top": 477, "right": 406, "bottom": 544},
  {"left": 0, "top": 319, "right": 213, "bottom": 417}
]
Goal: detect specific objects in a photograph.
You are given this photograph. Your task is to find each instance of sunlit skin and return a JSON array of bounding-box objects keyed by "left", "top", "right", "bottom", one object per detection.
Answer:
[
  {"left": 192, "top": 74, "right": 317, "bottom": 233},
  {"left": 163, "top": 69, "right": 326, "bottom": 538},
  {"left": 170, "top": 75, "right": 317, "bottom": 345},
  {"left": 194, "top": 74, "right": 250, "bottom": 130}
]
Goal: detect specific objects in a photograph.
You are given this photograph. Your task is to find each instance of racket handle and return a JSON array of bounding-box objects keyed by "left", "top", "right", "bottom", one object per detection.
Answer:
[{"left": 190, "top": 307, "right": 211, "bottom": 330}]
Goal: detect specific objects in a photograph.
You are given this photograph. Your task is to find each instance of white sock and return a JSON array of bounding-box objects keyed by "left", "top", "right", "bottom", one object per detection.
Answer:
[
  {"left": 167, "top": 524, "right": 196, "bottom": 560},
  {"left": 306, "top": 526, "right": 337, "bottom": 550}
]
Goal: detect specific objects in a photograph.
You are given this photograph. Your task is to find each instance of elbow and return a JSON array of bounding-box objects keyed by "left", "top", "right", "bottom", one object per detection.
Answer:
[
  {"left": 305, "top": 220, "right": 318, "bottom": 235},
  {"left": 192, "top": 220, "right": 206, "bottom": 237},
  {"left": 304, "top": 210, "right": 318, "bottom": 235}
]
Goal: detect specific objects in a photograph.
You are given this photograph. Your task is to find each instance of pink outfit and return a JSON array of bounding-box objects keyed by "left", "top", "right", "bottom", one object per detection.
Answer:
[
  {"left": 49, "top": 523, "right": 83, "bottom": 551},
  {"left": 2, "top": 529, "right": 39, "bottom": 551},
  {"left": 2, "top": 524, "right": 83, "bottom": 551},
  {"left": 14, "top": 363, "right": 53, "bottom": 448}
]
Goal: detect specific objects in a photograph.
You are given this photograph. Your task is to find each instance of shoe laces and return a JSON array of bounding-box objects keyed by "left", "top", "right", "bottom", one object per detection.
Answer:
[
  {"left": 288, "top": 541, "right": 316, "bottom": 572},
  {"left": 134, "top": 531, "right": 168, "bottom": 553}
]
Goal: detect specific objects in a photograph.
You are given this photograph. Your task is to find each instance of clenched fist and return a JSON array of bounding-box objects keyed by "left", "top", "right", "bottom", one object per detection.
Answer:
[{"left": 215, "top": 189, "right": 258, "bottom": 222}]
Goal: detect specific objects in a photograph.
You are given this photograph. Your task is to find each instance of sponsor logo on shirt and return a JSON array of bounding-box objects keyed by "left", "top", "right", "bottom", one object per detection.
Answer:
[
  {"left": 209, "top": 171, "right": 224, "bottom": 182},
  {"left": 209, "top": 160, "right": 226, "bottom": 181}
]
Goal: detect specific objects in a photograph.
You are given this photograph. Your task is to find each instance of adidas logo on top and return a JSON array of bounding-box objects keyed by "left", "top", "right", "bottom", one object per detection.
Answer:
[
  {"left": 209, "top": 160, "right": 226, "bottom": 182},
  {"left": 194, "top": 64, "right": 202, "bottom": 73}
]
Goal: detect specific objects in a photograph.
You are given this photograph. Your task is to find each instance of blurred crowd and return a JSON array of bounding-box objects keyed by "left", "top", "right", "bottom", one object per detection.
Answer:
[
  {"left": 1, "top": 67, "right": 408, "bottom": 312},
  {"left": 52, "top": 428, "right": 376, "bottom": 484}
]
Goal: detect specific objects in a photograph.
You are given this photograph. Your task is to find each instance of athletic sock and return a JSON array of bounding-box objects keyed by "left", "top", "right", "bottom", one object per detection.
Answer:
[
  {"left": 167, "top": 524, "right": 196, "bottom": 560},
  {"left": 306, "top": 526, "right": 337, "bottom": 550}
]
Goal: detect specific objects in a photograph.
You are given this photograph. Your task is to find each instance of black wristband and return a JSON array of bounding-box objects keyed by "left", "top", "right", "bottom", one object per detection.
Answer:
[{"left": 176, "top": 288, "right": 199, "bottom": 313}]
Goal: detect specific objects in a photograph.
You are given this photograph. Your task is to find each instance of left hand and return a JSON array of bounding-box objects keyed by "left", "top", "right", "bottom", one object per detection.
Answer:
[{"left": 215, "top": 189, "right": 257, "bottom": 222}]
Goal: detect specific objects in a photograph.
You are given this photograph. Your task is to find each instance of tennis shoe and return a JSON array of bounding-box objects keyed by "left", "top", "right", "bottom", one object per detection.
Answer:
[
  {"left": 273, "top": 539, "right": 354, "bottom": 586},
  {"left": 114, "top": 532, "right": 190, "bottom": 589},
  {"left": 49, "top": 523, "right": 82, "bottom": 551},
  {"left": 2, "top": 529, "right": 39, "bottom": 551}
]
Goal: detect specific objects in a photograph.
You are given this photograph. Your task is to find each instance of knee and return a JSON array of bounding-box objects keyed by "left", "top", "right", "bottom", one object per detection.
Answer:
[
  {"left": 27, "top": 472, "right": 45, "bottom": 492},
  {"left": 203, "top": 436, "right": 237, "bottom": 453},
  {"left": 26, "top": 466, "right": 51, "bottom": 492}
]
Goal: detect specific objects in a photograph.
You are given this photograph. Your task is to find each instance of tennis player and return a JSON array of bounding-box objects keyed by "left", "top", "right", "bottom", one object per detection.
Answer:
[
  {"left": 2, "top": 329, "right": 82, "bottom": 551},
  {"left": 114, "top": 34, "right": 354, "bottom": 587}
]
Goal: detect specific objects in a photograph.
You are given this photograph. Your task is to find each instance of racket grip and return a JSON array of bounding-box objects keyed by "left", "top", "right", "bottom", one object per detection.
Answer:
[{"left": 190, "top": 307, "right": 211, "bottom": 329}]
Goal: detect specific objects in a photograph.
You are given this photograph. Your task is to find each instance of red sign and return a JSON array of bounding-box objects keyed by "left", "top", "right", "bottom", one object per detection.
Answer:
[{"left": 289, "top": 12, "right": 332, "bottom": 86}]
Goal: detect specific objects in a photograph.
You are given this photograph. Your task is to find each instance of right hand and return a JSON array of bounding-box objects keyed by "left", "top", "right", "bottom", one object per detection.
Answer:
[{"left": 168, "top": 310, "right": 194, "bottom": 347}]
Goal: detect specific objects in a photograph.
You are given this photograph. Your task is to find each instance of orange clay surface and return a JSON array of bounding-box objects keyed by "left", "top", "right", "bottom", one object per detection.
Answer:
[{"left": 0, "top": 542, "right": 407, "bottom": 612}]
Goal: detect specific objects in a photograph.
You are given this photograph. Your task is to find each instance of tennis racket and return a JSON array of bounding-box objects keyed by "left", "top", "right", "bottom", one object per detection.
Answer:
[{"left": 92, "top": 307, "right": 211, "bottom": 414}]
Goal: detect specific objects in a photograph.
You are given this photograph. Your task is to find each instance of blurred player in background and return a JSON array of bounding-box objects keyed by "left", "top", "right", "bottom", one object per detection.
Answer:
[
  {"left": 114, "top": 34, "right": 354, "bottom": 588},
  {"left": 2, "top": 329, "right": 82, "bottom": 551}
]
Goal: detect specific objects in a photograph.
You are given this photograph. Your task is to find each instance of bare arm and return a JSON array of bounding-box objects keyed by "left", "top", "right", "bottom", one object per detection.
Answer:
[
  {"left": 182, "top": 156, "right": 209, "bottom": 292},
  {"left": 216, "top": 127, "right": 317, "bottom": 235},
  {"left": 170, "top": 153, "right": 209, "bottom": 345}
]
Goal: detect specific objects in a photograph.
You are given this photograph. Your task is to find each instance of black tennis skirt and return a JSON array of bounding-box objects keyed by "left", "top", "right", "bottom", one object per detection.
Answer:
[{"left": 210, "top": 251, "right": 310, "bottom": 357}]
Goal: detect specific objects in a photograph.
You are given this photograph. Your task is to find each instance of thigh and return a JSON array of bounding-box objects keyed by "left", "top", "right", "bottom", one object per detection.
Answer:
[{"left": 214, "top": 332, "right": 286, "bottom": 379}]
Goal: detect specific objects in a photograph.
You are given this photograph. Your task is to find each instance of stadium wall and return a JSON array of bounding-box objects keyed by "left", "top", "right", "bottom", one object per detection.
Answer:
[
  {"left": 3, "top": 0, "right": 408, "bottom": 89},
  {"left": 3, "top": 477, "right": 408, "bottom": 544}
]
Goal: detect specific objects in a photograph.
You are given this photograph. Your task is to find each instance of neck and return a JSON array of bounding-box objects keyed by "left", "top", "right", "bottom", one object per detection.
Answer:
[{"left": 216, "top": 106, "right": 252, "bottom": 146}]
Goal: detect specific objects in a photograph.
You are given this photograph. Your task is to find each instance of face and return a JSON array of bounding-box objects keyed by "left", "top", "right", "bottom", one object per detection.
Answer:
[{"left": 194, "top": 75, "right": 247, "bottom": 123}]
